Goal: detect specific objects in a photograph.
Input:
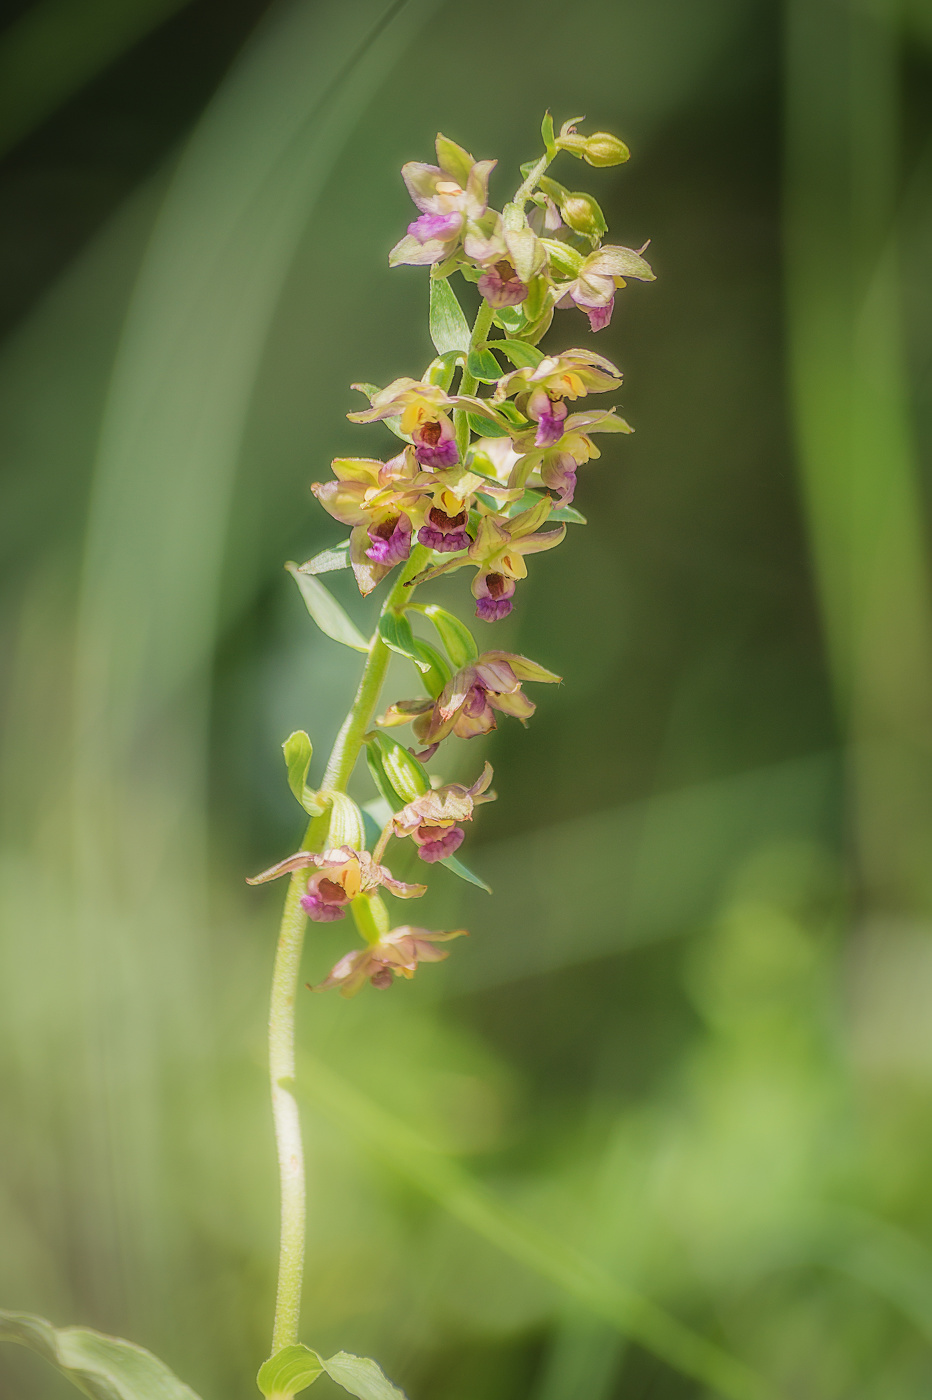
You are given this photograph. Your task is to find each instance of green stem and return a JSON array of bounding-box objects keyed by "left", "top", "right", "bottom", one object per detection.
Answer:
[
  {"left": 267, "top": 281, "right": 493, "bottom": 1356},
  {"left": 513, "top": 150, "right": 553, "bottom": 207},
  {"left": 268, "top": 867, "right": 313, "bottom": 1353},
  {"left": 454, "top": 299, "right": 495, "bottom": 456},
  {"left": 321, "top": 547, "right": 429, "bottom": 791},
  {"left": 267, "top": 547, "right": 426, "bottom": 1354}
]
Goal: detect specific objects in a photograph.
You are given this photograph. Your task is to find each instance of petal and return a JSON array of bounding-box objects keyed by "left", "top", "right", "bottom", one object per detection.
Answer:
[
  {"left": 246, "top": 851, "right": 318, "bottom": 884},
  {"left": 389, "top": 233, "right": 448, "bottom": 267},
  {"left": 489, "top": 689, "right": 536, "bottom": 721},
  {"left": 401, "top": 161, "right": 444, "bottom": 213},
  {"left": 464, "top": 158, "right": 497, "bottom": 219},
  {"left": 381, "top": 874, "right": 429, "bottom": 899}
]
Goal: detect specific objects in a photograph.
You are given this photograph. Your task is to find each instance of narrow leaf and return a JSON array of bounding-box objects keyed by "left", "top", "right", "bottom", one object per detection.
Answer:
[
  {"left": 258, "top": 1344, "right": 324, "bottom": 1399},
  {"left": 0, "top": 1308, "right": 202, "bottom": 1400},
  {"left": 322, "top": 1352, "right": 407, "bottom": 1400},
  {"left": 429, "top": 277, "right": 471, "bottom": 356},
  {"left": 287, "top": 563, "right": 370, "bottom": 652},
  {"left": 378, "top": 611, "right": 431, "bottom": 671},
  {"left": 440, "top": 854, "right": 492, "bottom": 893},
  {"left": 496, "top": 339, "right": 545, "bottom": 370},
  {"left": 412, "top": 603, "right": 479, "bottom": 668},
  {"left": 298, "top": 540, "right": 350, "bottom": 575}
]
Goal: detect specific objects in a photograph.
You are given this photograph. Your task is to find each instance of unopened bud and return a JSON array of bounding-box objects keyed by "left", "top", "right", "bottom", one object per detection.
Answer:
[
  {"left": 555, "top": 120, "right": 630, "bottom": 167},
  {"left": 579, "top": 131, "right": 630, "bottom": 167}
]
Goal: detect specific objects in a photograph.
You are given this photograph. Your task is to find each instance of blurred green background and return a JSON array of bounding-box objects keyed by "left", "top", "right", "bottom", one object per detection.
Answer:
[{"left": 2, "top": 0, "right": 932, "bottom": 1396}]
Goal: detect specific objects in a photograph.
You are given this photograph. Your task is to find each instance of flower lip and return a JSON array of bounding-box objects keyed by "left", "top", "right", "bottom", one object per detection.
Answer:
[
  {"left": 366, "top": 513, "right": 412, "bottom": 566},
  {"left": 417, "top": 505, "right": 470, "bottom": 554}
]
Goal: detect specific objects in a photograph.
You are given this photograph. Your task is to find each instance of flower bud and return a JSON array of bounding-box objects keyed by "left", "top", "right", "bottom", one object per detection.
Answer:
[
  {"left": 538, "top": 178, "right": 607, "bottom": 244},
  {"left": 555, "top": 120, "right": 630, "bottom": 167},
  {"left": 579, "top": 131, "right": 630, "bottom": 166}
]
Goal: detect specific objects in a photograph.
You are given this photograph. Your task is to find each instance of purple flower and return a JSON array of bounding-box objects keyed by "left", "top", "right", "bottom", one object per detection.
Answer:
[
  {"left": 539, "top": 451, "right": 578, "bottom": 503},
  {"left": 417, "top": 505, "right": 470, "bottom": 553},
  {"left": 301, "top": 875, "right": 349, "bottom": 922},
  {"left": 391, "top": 763, "right": 495, "bottom": 862},
  {"left": 365, "top": 513, "right": 412, "bottom": 566},
  {"left": 474, "top": 571, "right": 515, "bottom": 621},
  {"left": 477, "top": 259, "right": 527, "bottom": 308},
  {"left": 247, "top": 846, "right": 426, "bottom": 920},
  {"left": 379, "top": 653, "right": 561, "bottom": 745},
  {"left": 555, "top": 245, "right": 654, "bottom": 331},
  {"left": 312, "top": 926, "right": 467, "bottom": 997},
  {"left": 412, "top": 416, "right": 459, "bottom": 469},
  {"left": 389, "top": 134, "right": 497, "bottom": 269}
]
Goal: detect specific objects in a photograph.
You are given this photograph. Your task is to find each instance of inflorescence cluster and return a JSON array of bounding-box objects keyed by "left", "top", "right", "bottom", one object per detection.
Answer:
[{"left": 253, "top": 115, "right": 653, "bottom": 996}]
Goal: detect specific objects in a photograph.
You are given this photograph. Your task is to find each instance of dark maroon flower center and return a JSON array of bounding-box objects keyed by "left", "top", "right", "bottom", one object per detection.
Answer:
[
  {"left": 420, "top": 420, "right": 443, "bottom": 447},
  {"left": 317, "top": 877, "right": 347, "bottom": 904},
  {"left": 486, "top": 572, "right": 508, "bottom": 599},
  {"left": 428, "top": 506, "right": 467, "bottom": 531}
]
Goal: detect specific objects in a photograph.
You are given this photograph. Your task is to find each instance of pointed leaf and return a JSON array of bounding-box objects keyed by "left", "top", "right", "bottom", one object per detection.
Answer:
[
  {"left": 541, "top": 110, "right": 556, "bottom": 158},
  {"left": 0, "top": 1308, "right": 202, "bottom": 1400},
  {"left": 258, "top": 1344, "right": 324, "bottom": 1399},
  {"left": 495, "top": 339, "right": 545, "bottom": 370},
  {"left": 378, "top": 611, "right": 431, "bottom": 671},
  {"left": 440, "top": 854, "right": 492, "bottom": 894},
  {"left": 299, "top": 541, "right": 351, "bottom": 575},
  {"left": 429, "top": 277, "right": 471, "bottom": 356},
  {"left": 287, "top": 563, "right": 370, "bottom": 652},
  {"left": 465, "top": 347, "right": 502, "bottom": 383},
  {"left": 322, "top": 1352, "right": 407, "bottom": 1400},
  {"left": 411, "top": 603, "right": 479, "bottom": 668}
]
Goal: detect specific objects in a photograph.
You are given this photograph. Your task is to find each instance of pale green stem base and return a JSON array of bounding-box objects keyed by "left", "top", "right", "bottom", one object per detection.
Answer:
[{"left": 267, "top": 547, "right": 427, "bottom": 1352}]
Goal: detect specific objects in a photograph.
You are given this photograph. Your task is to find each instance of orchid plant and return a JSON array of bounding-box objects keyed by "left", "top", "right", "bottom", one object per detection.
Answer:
[{"left": 0, "top": 114, "right": 652, "bottom": 1400}]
